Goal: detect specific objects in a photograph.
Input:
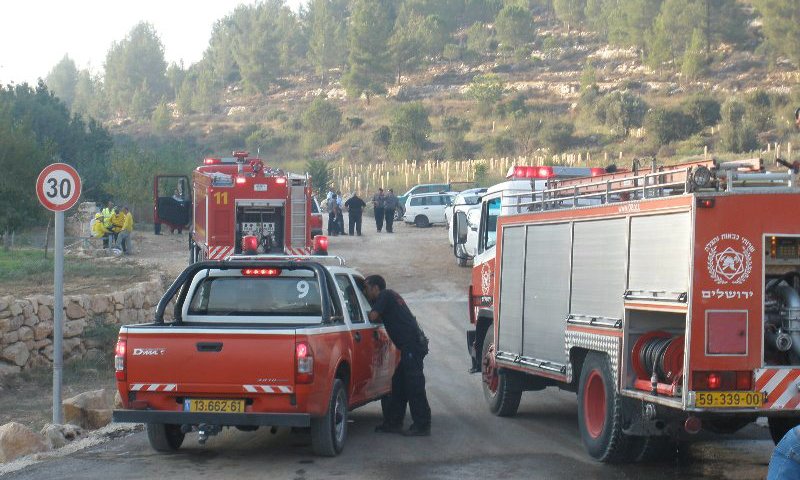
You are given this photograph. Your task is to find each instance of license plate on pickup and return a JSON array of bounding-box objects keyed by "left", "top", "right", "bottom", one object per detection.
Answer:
[
  {"left": 695, "top": 391, "right": 763, "bottom": 408},
  {"left": 183, "top": 399, "right": 245, "bottom": 413}
]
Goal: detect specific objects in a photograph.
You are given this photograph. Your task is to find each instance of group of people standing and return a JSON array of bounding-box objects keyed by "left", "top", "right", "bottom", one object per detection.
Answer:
[
  {"left": 325, "top": 187, "right": 400, "bottom": 236},
  {"left": 371, "top": 187, "right": 399, "bottom": 233},
  {"left": 90, "top": 201, "right": 134, "bottom": 254},
  {"left": 326, "top": 189, "right": 368, "bottom": 236}
]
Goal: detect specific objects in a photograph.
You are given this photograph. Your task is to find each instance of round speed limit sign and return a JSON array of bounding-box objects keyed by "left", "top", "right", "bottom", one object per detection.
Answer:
[{"left": 36, "top": 163, "right": 82, "bottom": 212}]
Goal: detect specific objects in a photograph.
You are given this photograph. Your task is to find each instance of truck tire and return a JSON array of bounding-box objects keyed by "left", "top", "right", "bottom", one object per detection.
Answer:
[
  {"left": 768, "top": 417, "right": 800, "bottom": 444},
  {"left": 414, "top": 215, "right": 430, "bottom": 228},
  {"left": 311, "top": 379, "right": 347, "bottom": 456},
  {"left": 577, "top": 352, "right": 632, "bottom": 463},
  {"left": 146, "top": 423, "right": 184, "bottom": 452},
  {"left": 482, "top": 328, "right": 522, "bottom": 417}
]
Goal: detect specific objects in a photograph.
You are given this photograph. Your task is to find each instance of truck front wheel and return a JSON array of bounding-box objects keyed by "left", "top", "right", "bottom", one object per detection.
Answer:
[
  {"left": 482, "top": 327, "right": 521, "bottom": 416},
  {"left": 311, "top": 379, "right": 348, "bottom": 456},
  {"left": 577, "top": 352, "right": 632, "bottom": 463},
  {"left": 146, "top": 423, "right": 184, "bottom": 452}
]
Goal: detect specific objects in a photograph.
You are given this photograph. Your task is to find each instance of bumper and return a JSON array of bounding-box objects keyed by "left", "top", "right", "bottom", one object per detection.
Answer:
[{"left": 112, "top": 409, "right": 311, "bottom": 427}]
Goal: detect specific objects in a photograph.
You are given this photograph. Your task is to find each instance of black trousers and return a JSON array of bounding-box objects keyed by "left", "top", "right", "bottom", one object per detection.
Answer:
[
  {"left": 348, "top": 212, "right": 363, "bottom": 235},
  {"left": 384, "top": 208, "right": 395, "bottom": 232},
  {"left": 327, "top": 211, "right": 337, "bottom": 235},
  {"left": 374, "top": 207, "right": 385, "bottom": 231},
  {"left": 384, "top": 348, "right": 431, "bottom": 428}
]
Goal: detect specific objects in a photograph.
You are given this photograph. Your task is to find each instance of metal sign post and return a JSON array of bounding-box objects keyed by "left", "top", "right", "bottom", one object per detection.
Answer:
[{"left": 36, "top": 163, "right": 81, "bottom": 425}]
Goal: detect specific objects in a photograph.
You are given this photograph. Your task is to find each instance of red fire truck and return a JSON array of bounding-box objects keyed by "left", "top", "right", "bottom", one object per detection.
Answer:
[
  {"left": 154, "top": 152, "right": 319, "bottom": 263},
  {"left": 455, "top": 157, "right": 800, "bottom": 462}
]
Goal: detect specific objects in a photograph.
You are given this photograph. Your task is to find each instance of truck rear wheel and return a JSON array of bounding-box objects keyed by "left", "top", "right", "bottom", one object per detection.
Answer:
[
  {"left": 146, "top": 423, "right": 184, "bottom": 452},
  {"left": 577, "top": 352, "right": 632, "bottom": 463},
  {"left": 768, "top": 417, "right": 800, "bottom": 444},
  {"left": 311, "top": 379, "right": 347, "bottom": 456},
  {"left": 482, "top": 328, "right": 521, "bottom": 417}
]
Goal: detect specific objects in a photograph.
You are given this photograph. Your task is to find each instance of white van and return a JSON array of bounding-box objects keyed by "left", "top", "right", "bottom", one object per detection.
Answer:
[{"left": 402, "top": 192, "right": 456, "bottom": 228}]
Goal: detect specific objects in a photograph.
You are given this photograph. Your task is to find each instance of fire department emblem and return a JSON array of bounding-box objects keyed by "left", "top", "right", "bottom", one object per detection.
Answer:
[
  {"left": 705, "top": 234, "right": 754, "bottom": 285},
  {"left": 481, "top": 261, "right": 492, "bottom": 296}
]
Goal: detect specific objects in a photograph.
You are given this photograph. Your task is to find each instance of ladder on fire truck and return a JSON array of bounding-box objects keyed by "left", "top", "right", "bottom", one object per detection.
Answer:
[{"left": 505, "top": 157, "right": 800, "bottom": 213}]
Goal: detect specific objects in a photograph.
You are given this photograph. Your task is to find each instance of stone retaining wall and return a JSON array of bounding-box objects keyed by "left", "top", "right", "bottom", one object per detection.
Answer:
[{"left": 0, "top": 274, "right": 170, "bottom": 379}]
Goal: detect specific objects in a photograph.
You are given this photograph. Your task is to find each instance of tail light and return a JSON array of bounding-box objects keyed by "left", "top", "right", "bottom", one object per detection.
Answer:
[
  {"left": 242, "top": 235, "right": 259, "bottom": 254},
  {"left": 296, "top": 341, "right": 314, "bottom": 384},
  {"left": 693, "top": 371, "right": 752, "bottom": 390},
  {"left": 313, "top": 235, "right": 329, "bottom": 255},
  {"left": 275, "top": 177, "right": 287, "bottom": 185},
  {"left": 235, "top": 176, "right": 247, "bottom": 185},
  {"left": 241, "top": 268, "right": 282, "bottom": 276},
  {"left": 115, "top": 338, "right": 126, "bottom": 381}
]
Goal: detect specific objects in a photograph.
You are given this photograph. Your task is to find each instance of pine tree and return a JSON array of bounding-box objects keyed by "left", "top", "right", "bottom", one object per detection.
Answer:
[
  {"left": 343, "top": 0, "right": 395, "bottom": 103},
  {"left": 307, "top": 0, "right": 349, "bottom": 84}
]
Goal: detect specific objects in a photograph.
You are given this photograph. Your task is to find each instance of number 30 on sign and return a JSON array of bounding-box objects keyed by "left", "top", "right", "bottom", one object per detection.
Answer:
[{"left": 36, "top": 163, "right": 82, "bottom": 212}]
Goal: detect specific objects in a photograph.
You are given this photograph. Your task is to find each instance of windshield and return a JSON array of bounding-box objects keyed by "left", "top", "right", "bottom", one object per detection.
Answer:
[{"left": 187, "top": 274, "right": 322, "bottom": 320}]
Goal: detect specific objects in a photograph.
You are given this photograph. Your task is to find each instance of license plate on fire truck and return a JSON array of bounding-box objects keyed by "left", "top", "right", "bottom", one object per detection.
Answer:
[
  {"left": 183, "top": 398, "right": 245, "bottom": 413},
  {"left": 695, "top": 391, "right": 763, "bottom": 408}
]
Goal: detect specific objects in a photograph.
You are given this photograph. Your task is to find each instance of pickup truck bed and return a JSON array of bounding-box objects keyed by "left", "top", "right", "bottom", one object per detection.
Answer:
[{"left": 113, "top": 258, "right": 397, "bottom": 456}]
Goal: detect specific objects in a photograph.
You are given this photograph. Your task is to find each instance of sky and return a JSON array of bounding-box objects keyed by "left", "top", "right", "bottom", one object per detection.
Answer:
[{"left": 0, "top": 0, "right": 307, "bottom": 86}]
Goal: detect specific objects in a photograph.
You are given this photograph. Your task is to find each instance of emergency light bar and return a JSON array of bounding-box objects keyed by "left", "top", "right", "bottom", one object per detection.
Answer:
[{"left": 506, "top": 165, "right": 608, "bottom": 180}]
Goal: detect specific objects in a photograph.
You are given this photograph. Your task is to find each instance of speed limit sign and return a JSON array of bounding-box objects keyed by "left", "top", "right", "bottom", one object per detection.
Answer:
[{"left": 36, "top": 163, "right": 82, "bottom": 212}]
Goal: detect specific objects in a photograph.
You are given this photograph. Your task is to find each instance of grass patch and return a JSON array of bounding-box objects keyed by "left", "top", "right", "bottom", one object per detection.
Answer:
[{"left": 0, "top": 248, "right": 147, "bottom": 295}]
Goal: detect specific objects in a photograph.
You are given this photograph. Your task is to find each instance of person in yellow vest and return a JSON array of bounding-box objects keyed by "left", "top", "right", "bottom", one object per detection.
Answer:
[
  {"left": 101, "top": 201, "right": 114, "bottom": 224},
  {"left": 109, "top": 206, "right": 125, "bottom": 245},
  {"left": 117, "top": 206, "right": 134, "bottom": 254},
  {"left": 91, "top": 213, "right": 111, "bottom": 248}
]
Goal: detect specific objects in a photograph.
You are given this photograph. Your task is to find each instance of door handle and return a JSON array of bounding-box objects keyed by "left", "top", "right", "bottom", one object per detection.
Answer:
[
  {"left": 196, "top": 342, "right": 223, "bottom": 352},
  {"left": 353, "top": 332, "right": 362, "bottom": 342},
  {"left": 373, "top": 330, "right": 379, "bottom": 340}
]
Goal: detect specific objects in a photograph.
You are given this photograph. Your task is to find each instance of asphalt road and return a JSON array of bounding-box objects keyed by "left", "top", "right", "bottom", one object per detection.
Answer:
[{"left": 2, "top": 220, "right": 775, "bottom": 479}]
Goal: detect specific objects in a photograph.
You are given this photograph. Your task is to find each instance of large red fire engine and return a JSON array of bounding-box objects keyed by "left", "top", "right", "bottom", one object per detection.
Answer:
[
  {"left": 155, "top": 152, "right": 319, "bottom": 263},
  {"left": 455, "top": 157, "right": 800, "bottom": 462}
]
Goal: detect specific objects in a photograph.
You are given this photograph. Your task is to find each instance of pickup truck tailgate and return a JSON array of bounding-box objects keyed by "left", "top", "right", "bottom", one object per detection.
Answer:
[{"left": 124, "top": 328, "right": 296, "bottom": 394}]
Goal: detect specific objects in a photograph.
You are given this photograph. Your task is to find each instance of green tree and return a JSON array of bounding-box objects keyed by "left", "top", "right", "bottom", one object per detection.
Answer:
[
  {"left": 682, "top": 94, "right": 721, "bottom": 129},
  {"left": 105, "top": 144, "right": 160, "bottom": 213},
  {"left": 538, "top": 120, "right": 575, "bottom": 152},
  {"left": 389, "top": 12, "right": 434, "bottom": 84},
  {"left": 306, "top": 158, "right": 332, "bottom": 197},
  {"left": 72, "top": 70, "right": 107, "bottom": 119},
  {"left": 594, "top": 91, "right": 648, "bottom": 136},
  {"left": 0, "top": 113, "right": 49, "bottom": 235},
  {"left": 442, "top": 116, "right": 472, "bottom": 159},
  {"left": 681, "top": 29, "right": 707, "bottom": 80},
  {"left": 467, "top": 73, "right": 505, "bottom": 115},
  {"left": 466, "top": 22, "right": 495, "bottom": 57},
  {"left": 389, "top": 102, "right": 431, "bottom": 160},
  {"left": 753, "top": 0, "right": 800, "bottom": 65},
  {"left": 718, "top": 98, "right": 759, "bottom": 153},
  {"left": 343, "top": 0, "right": 395, "bottom": 102},
  {"left": 229, "top": 2, "right": 285, "bottom": 93},
  {"left": 151, "top": 99, "right": 171, "bottom": 132},
  {"left": 176, "top": 78, "right": 194, "bottom": 115},
  {"left": 307, "top": 0, "right": 349, "bottom": 83},
  {"left": 645, "top": 107, "right": 699, "bottom": 145},
  {"left": 494, "top": 5, "right": 533, "bottom": 52},
  {"left": 192, "top": 68, "right": 220, "bottom": 114},
  {"left": 301, "top": 97, "right": 343, "bottom": 151},
  {"left": 104, "top": 22, "right": 169, "bottom": 116},
  {"left": 606, "top": 0, "right": 661, "bottom": 53},
  {"left": 553, "top": 0, "right": 587, "bottom": 31},
  {"left": 45, "top": 55, "right": 78, "bottom": 109}
]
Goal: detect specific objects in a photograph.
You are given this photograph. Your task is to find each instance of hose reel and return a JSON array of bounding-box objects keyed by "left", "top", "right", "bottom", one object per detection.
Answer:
[{"left": 632, "top": 331, "right": 685, "bottom": 384}]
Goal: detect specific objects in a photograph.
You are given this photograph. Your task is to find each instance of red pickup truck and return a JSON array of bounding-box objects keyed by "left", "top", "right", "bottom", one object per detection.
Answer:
[{"left": 112, "top": 257, "right": 398, "bottom": 456}]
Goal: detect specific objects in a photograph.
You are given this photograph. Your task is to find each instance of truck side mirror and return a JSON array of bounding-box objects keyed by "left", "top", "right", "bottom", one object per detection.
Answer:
[{"left": 455, "top": 211, "right": 468, "bottom": 245}]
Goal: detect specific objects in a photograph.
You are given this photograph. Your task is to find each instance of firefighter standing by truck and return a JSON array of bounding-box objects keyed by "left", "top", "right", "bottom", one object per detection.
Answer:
[{"left": 364, "top": 274, "right": 431, "bottom": 436}]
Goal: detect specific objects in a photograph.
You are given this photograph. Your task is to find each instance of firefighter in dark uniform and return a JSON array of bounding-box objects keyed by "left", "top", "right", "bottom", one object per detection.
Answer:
[{"left": 364, "top": 274, "right": 431, "bottom": 436}]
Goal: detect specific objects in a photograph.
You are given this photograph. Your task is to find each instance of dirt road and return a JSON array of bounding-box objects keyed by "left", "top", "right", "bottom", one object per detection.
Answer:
[{"left": 1, "top": 218, "right": 775, "bottom": 479}]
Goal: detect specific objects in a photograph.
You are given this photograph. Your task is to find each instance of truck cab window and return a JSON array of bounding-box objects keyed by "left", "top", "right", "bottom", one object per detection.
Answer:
[
  {"left": 335, "top": 274, "right": 365, "bottom": 324},
  {"left": 481, "top": 197, "right": 501, "bottom": 252}
]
